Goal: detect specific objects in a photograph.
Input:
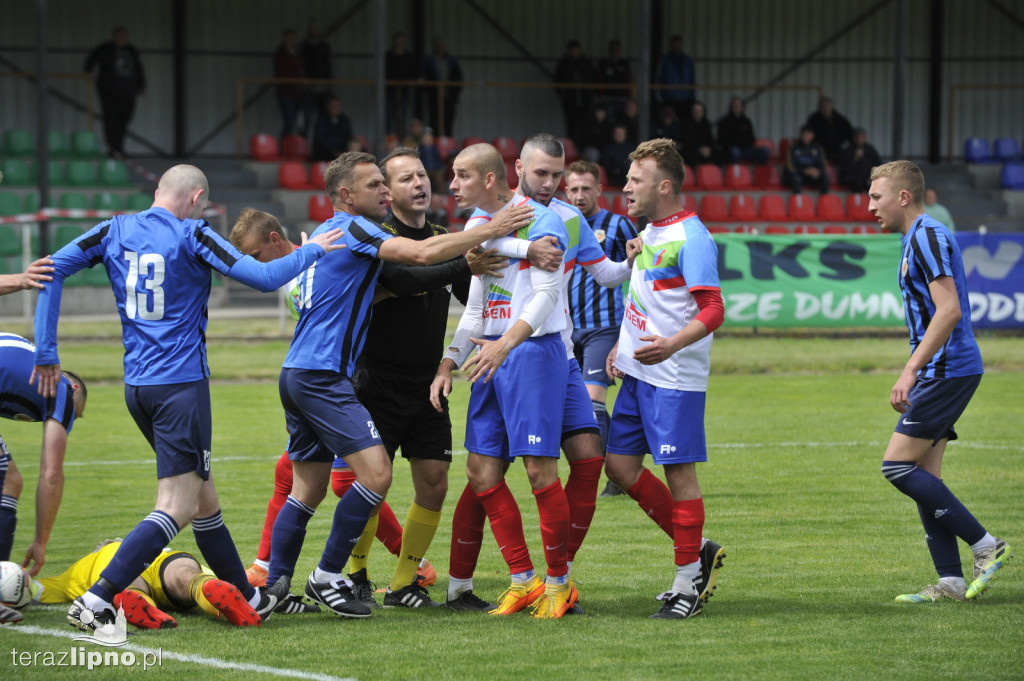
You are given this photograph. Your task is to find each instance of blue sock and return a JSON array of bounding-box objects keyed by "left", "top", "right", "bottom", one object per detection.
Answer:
[
  {"left": 92, "top": 511, "right": 179, "bottom": 602},
  {"left": 193, "top": 510, "right": 255, "bottom": 601},
  {"left": 0, "top": 495, "right": 17, "bottom": 562},
  {"left": 592, "top": 400, "right": 609, "bottom": 450},
  {"left": 917, "top": 503, "right": 963, "bottom": 578},
  {"left": 319, "top": 482, "right": 383, "bottom": 574},
  {"left": 882, "top": 461, "right": 986, "bottom": 545},
  {"left": 268, "top": 496, "right": 315, "bottom": 585}
]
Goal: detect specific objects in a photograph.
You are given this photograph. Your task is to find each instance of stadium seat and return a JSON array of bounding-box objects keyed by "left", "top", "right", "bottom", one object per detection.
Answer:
[
  {"left": 733, "top": 224, "right": 756, "bottom": 234},
  {"left": 597, "top": 164, "right": 611, "bottom": 188},
  {"left": 680, "top": 194, "right": 697, "bottom": 214},
  {"left": 611, "top": 193, "right": 629, "bottom": 215},
  {"left": 126, "top": 193, "right": 152, "bottom": 211},
  {"left": 793, "top": 224, "right": 819, "bottom": 234},
  {"left": 596, "top": 195, "right": 609, "bottom": 210},
  {"left": 963, "top": 137, "right": 992, "bottom": 164},
  {"left": 759, "top": 195, "right": 787, "bottom": 222},
  {"left": 823, "top": 225, "right": 848, "bottom": 234},
  {"left": 778, "top": 138, "right": 792, "bottom": 163},
  {"left": 310, "top": 161, "right": 327, "bottom": 190},
  {"left": 707, "top": 225, "right": 729, "bottom": 234},
  {"left": 993, "top": 137, "right": 1020, "bottom": 161},
  {"left": 851, "top": 224, "right": 880, "bottom": 234},
  {"left": 729, "top": 194, "right": 759, "bottom": 222},
  {"left": 999, "top": 163, "right": 1024, "bottom": 190},
  {"left": 505, "top": 159, "right": 519, "bottom": 188},
  {"left": 0, "top": 159, "right": 31, "bottom": 185},
  {"left": 308, "top": 194, "right": 334, "bottom": 222},
  {"left": 55, "top": 224, "right": 85, "bottom": 248},
  {"left": 48, "top": 130, "right": 69, "bottom": 156},
  {"left": 682, "top": 165, "right": 696, "bottom": 189},
  {"left": 696, "top": 165, "right": 724, "bottom": 190},
  {"left": 846, "top": 193, "right": 874, "bottom": 222},
  {"left": 817, "top": 193, "right": 847, "bottom": 222},
  {"left": 47, "top": 160, "right": 65, "bottom": 185},
  {"left": 724, "top": 163, "right": 754, "bottom": 189},
  {"left": 560, "top": 138, "right": 579, "bottom": 163},
  {"left": 4, "top": 129, "right": 35, "bottom": 156},
  {"left": 0, "top": 193, "right": 20, "bottom": 216},
  {"left": 93, "top": 191, "right": 124, "bottom": 212},
  {"left": 435, "top": 135, "right": 459, "bottom": 161},
  {"left": 755, "top": 138, "right": 776, "bottom": 161},
  {"left": 788, "top": 194, "right": 818, "bottom": 222},
  {"left": 249, "top": 133, "right": 279, "bottom": 161},
  {"left": 59, "top": 192, "right": 89, "bottom": 210},
  {"left": 278, "top": 161, "right": 312, "bottom": 190},
  {"left": 700, "top": 194, "right": 729, "bottom": 223},
  {"left": 70, "top": 130, "right": 103, "bottom": 157},
  {"left": 0, "top": 225, "right": 20, "bottom": 253},
  {"left": 99, "top": 159, "right": 132, "bottom": 186},
  {"left": 353, "top": 134, "right": 370, "bottom": 152},
  {"left": 461, "top": 136, "right": 486, "bottom": 149},
  {"left": 755, "top": 164, "right": 783, "bottom": 190},
  {"left": 492, "top": 137, "right": 519, "bottom": 161},
  {"left": 23, "top": 193, "right": 40, "bottom": 213},
  {"left": 281, "top": 135, "right": 310, "bottom": 160},
  {"left": 764, "top": 225, "right": 789, "bottom": 235},
  {"left": 66, "top": 160, "right": 99, "bottom": 186}
]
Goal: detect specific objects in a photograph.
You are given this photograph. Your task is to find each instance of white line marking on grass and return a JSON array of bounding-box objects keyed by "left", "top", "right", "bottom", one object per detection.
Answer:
[{"left": 6, "top": 625, "right": 358, "bottom": 681}]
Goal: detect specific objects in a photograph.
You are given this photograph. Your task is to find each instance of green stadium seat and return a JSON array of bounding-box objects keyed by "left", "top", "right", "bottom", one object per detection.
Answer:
[
  {"left": 48, "top": 130, "right": 69, "bottom": 156},
  {"left": 80, "top": 265, "right": 109, "bottom": 286},
  {"left": 71, "top": 130, "right": 103, "bottom": 157},
  {"left": 47, "top": 160, "right": 65, "bottom": 185},
  {"left": 23, "top": 193, "right": 40, "bottom": 213},
  {"left": 0, "top": 158, "right": 32, "bottom": 185},
  {"left": 93, "top": 191, "right": 124, "bottom": 212},
  {"left": 0, "top": 193, "right": 21, "bottom": 216},
  {"left": 99, "top": 159, "right": 131, "bottom": 186},
  {"left": 66, "top": 160, "right": 99, "bottom": 186},
  {"left": 3, "top": 129, "right": 35, "bottom": 156},
  {"left": 0, "top": 226, "right": 21, "bottom": 255},
  {"left": 59, "top": 192, "right": 90, "bottom": 210},
  {"left": 126, "top": 193, "right": 152, "bottom": 211},
  {"left": 55, "top": 223, "right": 85, "bottom": 248}
]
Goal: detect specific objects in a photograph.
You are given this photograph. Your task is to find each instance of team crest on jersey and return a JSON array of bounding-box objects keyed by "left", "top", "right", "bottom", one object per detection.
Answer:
[
  {"left": 593, "top": 229, "right": 606, "bottom": 244},
  {"left": 652, "top": 248, "right": 667, "bottom": 267},
  {"left": 484, "top": 284, "right": 513, "bottom": 319},
  {"left": 623, "top": 294, "right": 648, "bottom": 331},
  {"left": 901, "top": 257, "right": 909, "bottom": 277}
]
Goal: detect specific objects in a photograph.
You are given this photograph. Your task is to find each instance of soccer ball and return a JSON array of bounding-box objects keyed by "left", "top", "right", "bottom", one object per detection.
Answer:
[{"left": 0, "top": 561, "right": 31, "bottom": 609}]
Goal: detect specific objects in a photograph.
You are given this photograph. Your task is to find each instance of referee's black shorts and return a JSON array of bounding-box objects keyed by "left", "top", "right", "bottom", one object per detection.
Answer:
[{"left": 354, "top": 367, "right": 453, "bottom": 462}]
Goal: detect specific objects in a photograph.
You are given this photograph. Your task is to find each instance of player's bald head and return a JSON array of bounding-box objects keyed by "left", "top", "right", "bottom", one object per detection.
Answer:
[
  {"left": 158, "top": 164, "right": 209, "bottom": 198},
  {"left": 455, "top": 143, "right": 505, "bottom": 183}
]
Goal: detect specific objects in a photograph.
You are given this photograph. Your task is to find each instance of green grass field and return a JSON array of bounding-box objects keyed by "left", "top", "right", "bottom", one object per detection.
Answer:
[{"left": 2, "top": 328, "right": 1022, "bottom": 681}]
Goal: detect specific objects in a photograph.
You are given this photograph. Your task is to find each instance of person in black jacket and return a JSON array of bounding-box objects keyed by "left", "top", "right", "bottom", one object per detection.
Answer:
[
  {"left": 84, "top": 27, "right": 145, "bottom": 157},
  {"left": 783, "top": 126, "right": 829, "bottom": 194},
  {"left": 805, "top": 96, "right": 854, "bottom": 164},
  {"left": 717, "top": 97, "right": 769, "bottom": 165},
  {"left": 555, "top": 40, "right": 598, "bottom": 147},
  {"left": 839, "top": 128, "right": 882, "bottom": 192},
  {"left": 679, "top": 101, "right": 724, "bottom": 168},
  {"left": 312, "top": 97, "right": 354, "bottom": 162}
]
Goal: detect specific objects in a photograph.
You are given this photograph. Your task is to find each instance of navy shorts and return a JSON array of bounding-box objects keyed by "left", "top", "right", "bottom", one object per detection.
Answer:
[
  {"left": 125, "top": 379, "right": 212, "bottom": 480},
  {"left": 354, "top": 367, "right": 453, "bottom": 462},
  {"left": 894, "top": 374, "right": 982, "bottom": 445},
  {"left": 562, "top": 358, "right": 599, "bottom": 439},
  {"left": 571, "top": 326, "right": 619, "bottom": 388},
  {"left": 279, "top": 368, "right": 383, "bottom": 463}
]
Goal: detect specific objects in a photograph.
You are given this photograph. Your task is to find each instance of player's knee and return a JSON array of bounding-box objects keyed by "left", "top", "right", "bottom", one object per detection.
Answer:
[
  {"left": 358, "top": 466, "right": 392, "bottom": 497},
  {"left": 2, "top": 464, "right": 23, "bottom": 497}
]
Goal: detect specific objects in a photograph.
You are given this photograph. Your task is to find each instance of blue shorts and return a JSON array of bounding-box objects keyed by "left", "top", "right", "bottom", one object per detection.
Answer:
[
  {"left": 125, "top": 380, "right": 212, "bottom": 480},
  {"left": 279, "top": 368, "right": 383, "bottom": 464},
  {"left": 571, "top": 326, "right": 618, "bottom": 388},
  {"left": 607, "top": 375, "right": 707, "bottom": 465},
  {"left": 894, "top": 374, "right": 981, "bottom": 445},
  {"left": 465, "top": 334, "right": 567, "bottom": 460},
  {"left": 562, "top": 358, "right": 599, "bottom": 439}
]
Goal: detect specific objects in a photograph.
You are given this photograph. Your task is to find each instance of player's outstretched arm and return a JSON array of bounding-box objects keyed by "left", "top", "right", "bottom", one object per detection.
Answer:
[
  {"left": 0, "top": 257, "right": 54, "bottom": 295},
  {"left": 30, "top": 365, "right": 62, "bottom": 399},
  {"left": 300, "top": 227, "right": 346, "bottom": 253}
]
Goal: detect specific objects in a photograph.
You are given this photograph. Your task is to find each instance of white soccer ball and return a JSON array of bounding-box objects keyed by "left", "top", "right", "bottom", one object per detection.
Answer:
[{"left": 0, "top": 561, "right": 31, "bottom": 609}]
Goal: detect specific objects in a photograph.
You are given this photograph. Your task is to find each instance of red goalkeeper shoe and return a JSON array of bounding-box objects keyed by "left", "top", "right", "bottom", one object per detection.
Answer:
[{"left": 115, "top": 589, "right": 176, "bottom": 629}]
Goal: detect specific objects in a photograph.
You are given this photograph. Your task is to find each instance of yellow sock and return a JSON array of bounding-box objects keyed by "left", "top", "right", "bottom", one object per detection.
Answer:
[
  {"left": 390, "top": 503, "right": 441, "bottom": 591},
  {"left": 347, "top": 513, "right": 379, "bottom": 574},
  {"left": 188, "top": 574, "right": 220, "bottom": 618}
]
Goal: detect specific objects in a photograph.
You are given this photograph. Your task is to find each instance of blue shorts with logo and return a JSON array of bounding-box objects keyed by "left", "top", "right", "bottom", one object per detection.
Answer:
[
  {"left": 279, "top": 368, "right": 383, "bottom": 464},
  {"left": 607, "top": 375, "right": 707, "bottom": 465},
  {"left": 465, "top": 333, "right": 567, "bottom": 460},
  {"left": 125, "top": 379, "right": 212, "bottom": 480},
  {"left": 571, "top": 326, "right": 618, "bottom": 388},
  {"left": 894, "top": 374, "right": 981, "bottom": 445},
  {"left": 562, "top": 358, "right": 599, "bottom": 439}
]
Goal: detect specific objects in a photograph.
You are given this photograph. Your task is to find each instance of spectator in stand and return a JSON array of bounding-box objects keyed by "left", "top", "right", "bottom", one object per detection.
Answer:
[
  {"left": 580, "top": 103, "right": 614, "bottom": 163},
  {"left": 84, "top": 26, "right": 145, "bottom": 157},
  {"left": 402, "top": 118, "right": 426, "bottom": 150},
  {"left": 806, "top": 96, "right": 854, "bottom": 164},
  {"left": 273, "top": 29, "right": 308, "bottom": 140},
  {"left": 679, "top": 101, "right": 724, "bottom": 168},
  {"left": 717, "top": 96, "right": 769, "bottom": 165},
  {"left": 555, "top": 39, "right": 598, "bottom": 147},
  {"left": 601, "top": 125, "right": 633, "bottom": 188},
  {"left": 311, "top": 96, "right": 353, "bottom": 162},
  {"left": 924, "top": 188, "right": 956, "bottom": 231},
  {"left": 839, "top": 127, "right": 883, "bottom": 192},
  {"left": 386, "top": 32, "right": 420, "bottom": 138},
  {"left": 597, "top": 39, "right": 632, "bottom": 117},
  {"left": 651, "top": 105, "right": 683, "bottom": 152},
  {"left": 418, "top": 127, "right": 446, "bottom": 193},
  {"left": 616, "top": 98, "right": 640, "bottom": 146},
  {"left": 301, "top": 21, "right": 333, "bottom": 117},
  {"left": 421, "top": 38, "right": 464, "bottom": 137},
  {"left": 783, "top": 125, "right": 829, "bottom": 195},
  {"left": 655, "top": 34, "right": 696, "bottom": 121}
]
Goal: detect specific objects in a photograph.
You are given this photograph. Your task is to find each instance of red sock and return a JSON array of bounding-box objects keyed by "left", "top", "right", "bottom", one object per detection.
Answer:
[
  {"left": 477, "top": 481, "right": 533, "bottom": 575},
  {"left": 449, "top": 483, "right": 486, "bottom": 580},
  {"left": 256, "top": 452, "right": 293, "bottom": 562},
  {"left": 533, "top": 478, "right": 570, "bottom": 578},
  {"left": 672, "top": 498, "right": 705, "bottom": 566},
  {"left": 626, "top": 467, "right": 674, "bottom": 539},
  {"left": 332, "top": 468, "right": 403, "bottom": 554},
  {"left": 565, "top": 457, "right": 602, "bottom": 562}
]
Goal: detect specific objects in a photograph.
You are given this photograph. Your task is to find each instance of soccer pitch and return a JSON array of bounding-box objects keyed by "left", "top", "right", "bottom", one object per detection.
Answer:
[{"left": 2, "top": 332, "right": 1022, "bottom": 681}]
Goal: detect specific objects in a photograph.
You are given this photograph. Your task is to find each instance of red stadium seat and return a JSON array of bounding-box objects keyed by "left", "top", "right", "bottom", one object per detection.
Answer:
[
  {"left": 462, "top": 136, "right": 486, "bottom": 149},
  {"left": 846, "top": 193, "right": 874, "bottom": 222},
  {"left": 435, "top": 136, "right": 459, "bottom": 161},
  {"left": 788, "top": 194, "right": 818, "bottom": 222},
  {"left": 755, "top": 164, "right": 783, "bottom": 189},
  {"left": 764, "top": 225, "right": 789, "bottom": 235},
  {"left": 492, "top": 137, "right": 519, "bottom": 161},
  {"left": 353, "top": 134, "right": 370, "bottom": 152},
  {"left": 793, "top": 224, "right": 820, "bottom": 234},
  {"left": 729, "top": 194, "right": 759, "bottom": 222},
  {"left": 597, "top": 195, "right": 609, "bottom": 210},
  {"left": 817, "top": 193, "right": 846, "bottom": 222},
  {"left": 249, "top": 133, "right": 279, "bottom": 161},
  {"left": 682, "top": 165, "right": 696, "bottom": 189},
  {"left": 778, "top": 138, "right": 792, "bottom": 163},
  {"left": 505, "top": 159, "right": 518, "bottom": 188},
  {"left": 597, "top": 164, "right": 613, "bottom": 188},
  {"left": 851, "top": 224, "right": 880, "bottom": 234},
  {"left": 708, "top": 225, "right": 729, "bottom": 234},
  {"left": 700, "top": 194, "right": 729, "bottom": 223},
  {"left": 759, "top": 195, "right": 787, "bottom": 222},
  {"left": 308, "top": 194, "right": 334, "bottom": 222},
  {"left": 696, "top": 165, "right": 724, "bottom": 190},
  {"left": 310, "top": 162, "right": 327, "bottom": 190},
  {"left": 611, "top": 193, "right": 629, "bottom": 215},
  {"left": 278, "top": 162, "right": 312, "bottom": 190},
  {"left": 281, "top": 135, "right": 309, "bottom": 160},
  {"left": 680, "top": 194, "right": 697, "bottom": 214},
  {"left": 823, "top": 225, "right": 848, "bottom": 234},
  {"left": 724, "top": 164, "right": 754, "bottom": 189},
  {"left": 755, "top": 138, "right": 777, "bottom": 161},
  {"left": 734, "top": 224, "right": 756, "bottom": 234},
  {"left": 560, "top": 138, "right": 579, "bottom": 163}
]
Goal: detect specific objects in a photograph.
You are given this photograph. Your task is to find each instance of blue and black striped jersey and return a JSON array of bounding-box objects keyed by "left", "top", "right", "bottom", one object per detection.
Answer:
[
  {"left": 568, "top": 208, "right": 638, "bottom": 329},
  {"left": 0, "top": 333, "right": 77, "bottom": 433}
]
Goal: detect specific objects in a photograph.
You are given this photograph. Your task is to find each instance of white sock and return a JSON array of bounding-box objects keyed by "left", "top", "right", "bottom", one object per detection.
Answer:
[
  {"left": 939, "top": 576, "right": 966, "bottom": 591},
  {"left": 247, "top": 590, "right": 262, "bottom": 608},
  {"left": 510, "top": 570, "right": 534, "bottom": 585},
  {"left": 313, "top": 567, "right": 342, "bottom": 584},
  {"left": 970, "top": 533, "right": 996, "bottom": 555},
  {"left": 546, "top": 573, "right": 569, "bottom": 586},
  {"left": 447, "top": 576, "right": 473, "bottom": 601},
  {"left": 82, "top": 591, "right": 112, "bottom": 613},
  {"left": 671, "top": 561, "right": 700, "bottom": 595},
  {"left": 566, "top": 560, "right": 573, "bottom": 576},
  {"left": 254, "top": 558, "right": 269, "bottom": 571},
  {"left": 419, "top": 558, "right": 429, "bottom": 568}
]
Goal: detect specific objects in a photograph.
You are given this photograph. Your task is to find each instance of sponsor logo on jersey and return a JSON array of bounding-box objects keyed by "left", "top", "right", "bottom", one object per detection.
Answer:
[
  {"left": 484, "top": 284, "right": 513, "bottom": 319},
  {"left": 623, "top": 295, "right": 648, "bottom": 331}
]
